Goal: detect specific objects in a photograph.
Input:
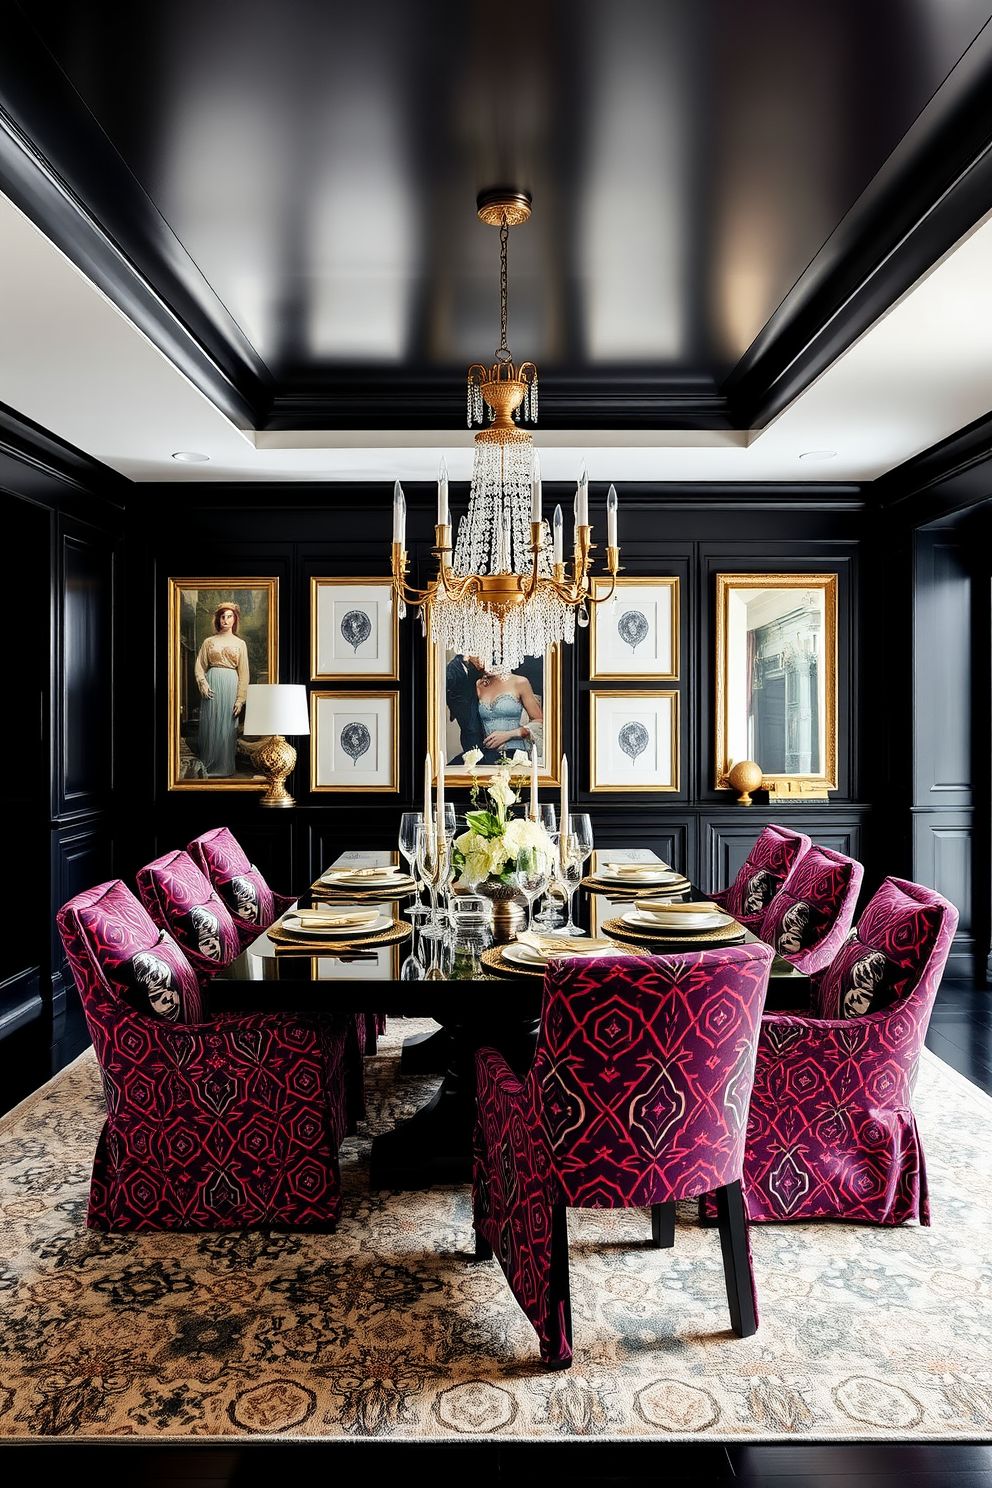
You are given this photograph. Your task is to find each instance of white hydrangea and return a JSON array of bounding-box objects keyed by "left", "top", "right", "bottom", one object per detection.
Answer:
[{"left": 462, "top": 747, "right": 484, "bottom": 770}]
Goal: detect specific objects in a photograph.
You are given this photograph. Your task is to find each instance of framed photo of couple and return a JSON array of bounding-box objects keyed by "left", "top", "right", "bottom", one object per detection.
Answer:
[{"left": 427, "top": 637, "right": 562, "bottom": 788}]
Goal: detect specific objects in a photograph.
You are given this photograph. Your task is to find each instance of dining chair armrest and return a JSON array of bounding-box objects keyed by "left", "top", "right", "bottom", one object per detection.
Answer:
[{"left": 756, "top": 1005, "right": 928, "bottom": 1107}]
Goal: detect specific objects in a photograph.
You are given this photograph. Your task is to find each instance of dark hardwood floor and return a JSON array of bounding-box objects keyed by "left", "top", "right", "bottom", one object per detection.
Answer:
[{"left": 2, "top": 980, "right": 990, "bottom": 1482}]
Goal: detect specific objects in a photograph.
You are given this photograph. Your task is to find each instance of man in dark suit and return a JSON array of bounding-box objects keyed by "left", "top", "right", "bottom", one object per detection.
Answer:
[{"left": 445, "top": 654, "right": 485, "bottom": 762}]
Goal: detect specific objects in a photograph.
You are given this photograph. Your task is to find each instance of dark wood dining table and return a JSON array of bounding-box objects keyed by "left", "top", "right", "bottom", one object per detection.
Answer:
[{"left": 206, "top": 850, "right": 808, "bottom": 1190}]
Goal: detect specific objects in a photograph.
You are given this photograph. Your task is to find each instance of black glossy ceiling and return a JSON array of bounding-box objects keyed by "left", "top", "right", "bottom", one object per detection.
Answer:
[{"left": 3, "top": 0, "right": 992, "bottom": 430}]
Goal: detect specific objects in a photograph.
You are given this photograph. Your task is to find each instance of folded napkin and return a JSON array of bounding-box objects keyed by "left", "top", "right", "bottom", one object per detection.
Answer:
[
  {"left": 602, "top": 862, "right": 672, "bottom": 877},
  {"left": 634, "top": 899, "right": 719, "bottom": 915},
  {"left": 322, "top": 865, "right": 403, "bottom": 880},
  {"left": 290, "top": 907, "right": 380, "bottom": 928},
  {"left": 517, "top": 931, "right": 616, "bottom": 957}
]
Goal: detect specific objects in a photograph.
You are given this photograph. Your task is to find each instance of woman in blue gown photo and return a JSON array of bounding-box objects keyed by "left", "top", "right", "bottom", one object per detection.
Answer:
[
  {"left": 465, "top": 657, "right": 544, "bottom": 765},
  {"left": 193, "top": 603, "right": 250, "bottom": 776}
]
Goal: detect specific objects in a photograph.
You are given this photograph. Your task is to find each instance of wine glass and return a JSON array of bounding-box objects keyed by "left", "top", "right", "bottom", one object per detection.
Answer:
[
  {"left": 537, "top": 803, "right": 557, "bottom": 836},
  {"left": 512, "top": 845, "right": 552, "bottom": 933},
  {"left": 415, "top": 822, "right": 452, "bottom": 940},
  {"left": 552, "top": 834, "right": 586, "bottom": 936},
  {"left": 569, "top": 812, "right": 594, "bottom": 867}
]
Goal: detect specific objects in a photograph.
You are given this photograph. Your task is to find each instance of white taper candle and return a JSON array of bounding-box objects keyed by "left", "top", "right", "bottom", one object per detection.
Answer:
[{"left": 529, "top": 743, "right": 539, "bottom": 820}]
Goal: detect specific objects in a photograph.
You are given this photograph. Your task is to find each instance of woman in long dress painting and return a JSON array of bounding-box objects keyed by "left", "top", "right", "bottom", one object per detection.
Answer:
[{"left": 193, "top": 602, "right": 249, "bottom": 776}]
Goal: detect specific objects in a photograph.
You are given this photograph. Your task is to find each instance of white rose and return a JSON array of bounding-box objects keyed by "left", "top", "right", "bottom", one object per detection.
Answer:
[
  {"left": 462, "top": 747, "right": 484, "bottom": 770},
  {"left": 510, "top": 749, "right": 529, "bottom": 765}
]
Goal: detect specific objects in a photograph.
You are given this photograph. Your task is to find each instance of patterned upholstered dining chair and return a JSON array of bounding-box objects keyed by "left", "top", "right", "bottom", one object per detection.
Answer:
[
  {"left": 740, "top": 876, "right": 958, "bottom": 1226},
  {"left": 186, "top": 826, "right": 294, "bottom": 951},
  {"left": 138, "top": 847, "right": 369, "bottom": 1127},
  {"left": 710, "top": 823, "right": 811, "bottom": 933},
  {"left": 472, "top": 943, "right": 775, "bottom": 1368},
  {"left": 757, "top": 844, "right": 864, "bottom": 976},
  {"left": 56, "top": 879, "right": 351, "bottom": 1231}
]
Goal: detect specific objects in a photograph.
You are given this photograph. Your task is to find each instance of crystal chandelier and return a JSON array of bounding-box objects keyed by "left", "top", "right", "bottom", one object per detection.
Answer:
[{"left": 390, "top": 189, "right": 621, "bottom": 674}]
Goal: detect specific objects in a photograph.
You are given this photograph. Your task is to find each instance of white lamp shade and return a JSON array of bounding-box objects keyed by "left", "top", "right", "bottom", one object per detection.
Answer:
[{"left": 243, "top": 684, "right": 310, "bottom": 736}]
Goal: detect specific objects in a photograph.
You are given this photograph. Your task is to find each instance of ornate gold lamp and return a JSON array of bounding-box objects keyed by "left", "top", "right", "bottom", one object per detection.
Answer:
[
  {"left": 390, "top": 189, "right": 622, "bottom": 674},
  {"left": 242, "top": 684, "right": 310, "bottom": 807}
]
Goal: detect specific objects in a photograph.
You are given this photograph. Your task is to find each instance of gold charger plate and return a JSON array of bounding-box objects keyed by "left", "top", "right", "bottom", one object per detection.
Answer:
[
  {"left": 481, "top": 945, "right": 546, "bottom": 978},
  {"left": 310, "top": 882, "right": 416, "bottom": 902},
  {"left": 602, "top": 915, "right": 746, "bottom": 947},
  {"left": 269, "top": 917, "right": 412, "bottom": 953}
]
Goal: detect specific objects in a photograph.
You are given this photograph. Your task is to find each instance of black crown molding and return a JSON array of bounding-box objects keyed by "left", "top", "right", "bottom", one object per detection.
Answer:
[
  {"left": 1, "top": 402, "right": 129, "bottom": 509},
  {"left": 872, "top": 411, "right": 992, "bottom": 526},
  {"left": 723, "top": 22, "right": 992, "bottom": 432},
  {"left": 1, "top": 5, "right": 272, "bottom": 430},
  {"left": 265, "top": 370, "right": 733, "bottom": 432}
]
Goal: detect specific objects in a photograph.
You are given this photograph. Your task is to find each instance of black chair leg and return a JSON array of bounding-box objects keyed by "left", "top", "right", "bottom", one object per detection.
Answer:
[
  {"left": 474, "top": 1229, "right": 493, "bottom": 1260},
  {"left": 651, "top": 1201, "right": 675, "bottom": 1248},
  {"left": 715, "top": 1180, "right": 758, "bottom": 1337},
  {"left": 543, "top": 1203, "right": 573, "bottom": 1368}
]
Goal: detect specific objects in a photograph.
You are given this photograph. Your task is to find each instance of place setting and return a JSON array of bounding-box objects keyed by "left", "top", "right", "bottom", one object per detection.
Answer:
[
  {"left": 310, "top": 861, "right": 417, "bottom": 901},
  {"left": 582, "top": 858, "right": 692, "bottom": 897},
  {"left": 602, "top": 898, "right": 746, "bottom": 948},
  {"left": 482, "top": 928, "right": 630, "bottom": 978},
  {"left": 268, "top": 901, "right": 413, "bottom": 952}
]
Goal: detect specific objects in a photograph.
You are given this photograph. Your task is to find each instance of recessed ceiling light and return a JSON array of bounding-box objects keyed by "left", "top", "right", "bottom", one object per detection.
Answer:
[
  {"left": 798, "top": 449, "right": 837, "bottom": 461},
  {"left": 171, "top": 450, "right": 210, "bottom": 463}
]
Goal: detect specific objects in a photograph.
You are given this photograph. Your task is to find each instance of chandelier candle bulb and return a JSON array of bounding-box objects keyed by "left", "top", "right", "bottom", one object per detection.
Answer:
[
  {"left": 607, "top": 484, "right": 618, "bottom": 549},
  {"left": 553, "top": 504, "right": 563, "bottom": 565},
  {"left": 437, "top": 458, "right": 449, "bottom": 527},
  {"left": 577, "top": 465, "right": 589, "bottom": 528},
  {"left": 392, "top": 480, "right": 406, "bottom": 546},
  {"left": 531, "top": 450, "right": 542, "bottom": 524}
]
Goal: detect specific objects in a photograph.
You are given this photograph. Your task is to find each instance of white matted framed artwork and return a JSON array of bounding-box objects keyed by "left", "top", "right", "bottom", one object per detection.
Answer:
[
  {"left": 310, "top": 578, "right": 399, "bottom": 680},
  {"left": 590, "top": 690, "right": 679, "bottom": 792},
  {"left": 310, "top": 691, "right": 399, "bottom": 793},
  {"left": 590, "top": 577, "right": 679, "bottom": 679}
]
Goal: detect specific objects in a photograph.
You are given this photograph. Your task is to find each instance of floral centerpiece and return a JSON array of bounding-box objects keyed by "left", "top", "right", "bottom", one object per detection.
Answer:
[{"left": 452, "top": 748, "right": 556, "bottom": 891}]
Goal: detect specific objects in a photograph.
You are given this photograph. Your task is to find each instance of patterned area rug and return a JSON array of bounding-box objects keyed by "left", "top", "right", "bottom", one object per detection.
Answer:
[{"left": 1, "top": 1020, "right": 990, "bottom": 1442}]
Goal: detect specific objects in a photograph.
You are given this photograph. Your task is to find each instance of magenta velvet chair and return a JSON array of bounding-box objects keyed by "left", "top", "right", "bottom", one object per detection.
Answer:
[
  {"left": 758, "top": 844, "right": 864, "bottom": 976},
  {"left": 711, "top": 824, "right": 811, "bottom": 932},
  {"left": 186, "top": 827, "right": 294, "bottom": 951},
  {"left": 741, "top": 877, "right": 959, "bottom": 1226},
  {"left": 472, "top": 943, "right": 775, "bottom": 1368},
  {"left": 57, "top": 880, "right": 350, "bottom": 1232},
  {"left": 139, "top": 848, "right": 369, "bottom": 1128}
]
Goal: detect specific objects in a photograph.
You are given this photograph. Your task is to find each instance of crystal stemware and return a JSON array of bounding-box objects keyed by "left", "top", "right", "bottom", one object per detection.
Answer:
[
  {"left": 415, "top": 822, "right": 452, "bottom": 941},
  {"left": 552, "top": 836, "right": 586, "bottom": 936},
  {"left": 512, "top": 844, "right": 553, "bottom": 933}
]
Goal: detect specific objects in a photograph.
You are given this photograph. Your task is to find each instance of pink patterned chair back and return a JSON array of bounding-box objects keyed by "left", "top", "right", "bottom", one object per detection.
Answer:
[
  {"left": 758, "top": 844, "right": 864, "bottom": 976},
  {"left": 57, "top": 879, "right": 349, "bottom": 1232},
  {"left": 712, "top": 824, "right": 811, "bottom": 930},
  {"left": 473, "top": 944, "right": 774, "bottom": 1366},
  {"left": 136, "top": 850, "right": 241, "bottom": 982},
  {"left": 742, "top": 876, "right": 958, "bottom": 1225},
  {"left": 187, "top": 827, "right": 293, "bottom": 949}
]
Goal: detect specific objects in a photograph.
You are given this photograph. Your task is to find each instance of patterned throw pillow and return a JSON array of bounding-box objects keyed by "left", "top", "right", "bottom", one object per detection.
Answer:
[
  {"left": 214, "top": 866, "right": 275, "bottom": 928},
  {"left": 825, "top": 931, "right": 899, "bottom": 1017},
  {"left": 774, "top": 899, "right": 817, "bottom": 956},
  {"left": 103, "top": 930, "right": 203, "bottom": 1022},
  {"left": 173, "top": 900, "right": 239, "bottom": 964},
  {"left": 740, "top": 868, "right": 778, "bottom": 916}
]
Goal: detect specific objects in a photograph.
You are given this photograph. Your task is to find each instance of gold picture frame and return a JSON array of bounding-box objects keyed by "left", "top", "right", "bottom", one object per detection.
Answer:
[
  {"left": 590, "top": 690, "right": 680, "bottom": 792},
  {"left": 168, "top": 577, "right": 278, "bottom": 792},
  {"left": 590, "top": 576, "right": 679, "bottom": 679},
  {"left": 310, "top": 577, "right": 399, "bottom": 681},
  {"left": 310, "top": 691, "right": 399, "bottom": 793},
  {"left": 427, "top": 629, "right": 562, "bottom": 788},
  {"left": 714, "top": 573, "right": 838, "bottom": 791}
]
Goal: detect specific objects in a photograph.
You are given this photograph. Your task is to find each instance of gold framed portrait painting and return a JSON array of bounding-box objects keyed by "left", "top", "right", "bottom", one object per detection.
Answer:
[
  {"left": 714, "top": 573, "right": 838, "bottom": 791},
  {"left": 168, "top": 578, "right": 278, "bottom": 791},
  {"left": 427, "top": 632, "right": 562, "bottom": 788}
]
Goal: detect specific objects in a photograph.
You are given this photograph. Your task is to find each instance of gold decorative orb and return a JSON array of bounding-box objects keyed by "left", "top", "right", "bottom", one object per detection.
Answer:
[{"left": 726, "top": 759, "right": 763, "bottom": 806}]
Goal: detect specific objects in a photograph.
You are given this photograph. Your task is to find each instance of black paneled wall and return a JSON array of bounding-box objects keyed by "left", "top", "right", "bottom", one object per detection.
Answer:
[{"left": 120, "top": 483, "right": 879, "bottom": 909}]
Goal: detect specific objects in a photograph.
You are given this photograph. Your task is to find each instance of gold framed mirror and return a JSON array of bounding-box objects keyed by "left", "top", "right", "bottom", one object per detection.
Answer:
[{"left": 715, "top": 573, "right": 838, "bottom": 792}]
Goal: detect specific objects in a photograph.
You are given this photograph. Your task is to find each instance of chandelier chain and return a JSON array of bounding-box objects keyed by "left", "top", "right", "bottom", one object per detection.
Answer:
[{"left": 497, "top": 213, "right": 510, "bottom": 361}]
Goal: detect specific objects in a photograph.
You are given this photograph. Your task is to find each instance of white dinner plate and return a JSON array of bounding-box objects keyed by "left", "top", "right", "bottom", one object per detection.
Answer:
[
  {"left": 320, "top": 871, "right": 414, "bottom": 888},
  {"left": 621, "top": 907, "right": 731, "bottom": 931},
  {"left": 281, "top": 912, "right": 393, "bottom": 937},
  {"left": 597, "top": 868, "right": 684, "bottom": 886},
  {"left": 503, "top": 939, "right": 618, "bottom": 967}
]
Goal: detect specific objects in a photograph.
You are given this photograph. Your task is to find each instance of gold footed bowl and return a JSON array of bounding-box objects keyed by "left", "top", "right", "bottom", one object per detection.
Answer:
[{"left": 476, "top": 878, "right": 527, "bottom": 944}]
